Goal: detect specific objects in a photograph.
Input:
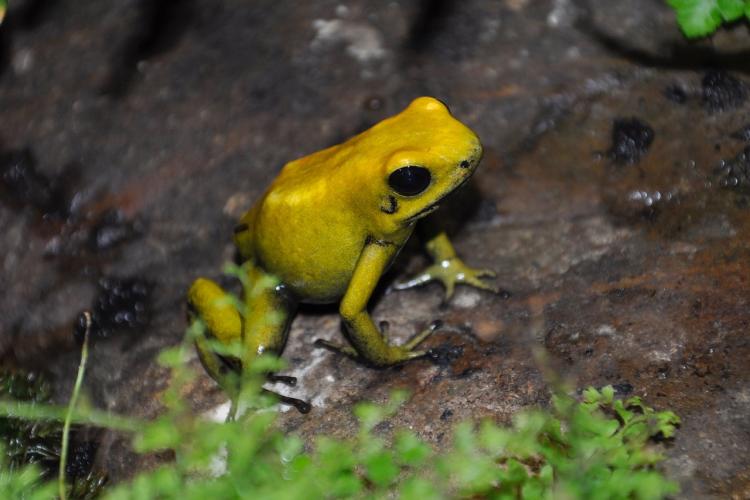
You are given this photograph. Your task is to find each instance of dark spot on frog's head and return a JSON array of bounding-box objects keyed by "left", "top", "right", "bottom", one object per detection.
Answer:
[
  {"left": 380, "top": 195, "right": 398, "bottom": 214},
  {"left": 460, "top": 160, "right": 470, "bottom": 169}
]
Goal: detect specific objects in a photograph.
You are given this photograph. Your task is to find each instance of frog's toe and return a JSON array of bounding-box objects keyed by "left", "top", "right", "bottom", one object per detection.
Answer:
[
  {"left": 263, "top": 389, "right": 311, "bottom": 414},
  {"left": 392, "top": 272, "right": 433, "bottom": 291},
  {"left": 442, "top": 280, "right": 456, "bottom": 300},
  {"left": 461, "top": 273, "right": 499, "bottom": 294},
  {"left": 314, "top": 338, "right": 359, "bottom": 359},
  {"left": 403, "top": 319, "right": 442, "bottom": 350},
  {"left": 475, "top": 268, "right": 497, "bottom": 279}
]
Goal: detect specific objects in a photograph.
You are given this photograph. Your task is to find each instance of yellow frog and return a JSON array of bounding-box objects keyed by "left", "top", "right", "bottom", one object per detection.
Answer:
[{"left": 188, "top": 97, "right": 497, "bottom": 413}]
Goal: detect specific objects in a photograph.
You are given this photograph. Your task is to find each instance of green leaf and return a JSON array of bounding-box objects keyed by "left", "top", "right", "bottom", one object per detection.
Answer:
[
  {"left": 717, "top": 0, "right": 746, "bottom": 20},
  {"left": 277, "top": 435, "right": 303, "bottom": 464},
  {"left": 452, "top": 421, "right": 477, "bottom": 454},
  {"left": 503, "top": 458, "right": 528, "bottom": 484},
  {"left": 394, "top": 430, "right": 431, "bottom": 466},
  {"left": 364, "top": 450, "right": 399, "bottom": 487},
  {"left": 478, "top": 420, "right": 510, "bottom": 455},
  {"left": 354, "top": 402, "right": 384, "bottom": 432},
  {"left": 0, "top": 1, "right": 5, "bottom": 26},
  {"left": 328, "top": 472, "right": 362, "bottom": 497},
  {"left": 656, "top": 411, "right": 681, "bottom": 438},
  {"left": 582, "top": 387, "right": 601, "bottom": 404},
  {"left": 668, "top": 0, "right": 723, "bottom": 38},
  {"left": 133, "top": 417, "right": 182, "bottom": 452},
  {"left": 613, "top": 399, "right": 634, "bottom": 424},
  {"left": 601, "top": 385, "right": 615, "bottom": 405},
  {"left": 400, "top": 477, "right": 441, "bottom": 500}
]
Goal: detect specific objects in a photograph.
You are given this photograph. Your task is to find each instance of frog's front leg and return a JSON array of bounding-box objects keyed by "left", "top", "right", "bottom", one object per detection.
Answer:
[
  {"left": 394, "top": 230, "right": 498, "bottom": 300},
  {"left": 315, "top": 240, "right": 439, "bottom": 367}
]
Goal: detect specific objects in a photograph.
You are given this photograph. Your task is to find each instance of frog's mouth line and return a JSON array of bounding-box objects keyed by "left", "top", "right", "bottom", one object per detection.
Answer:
[
  {"left": 403, "top": 172, "right": 474, "bottom": 224},
  {"left": 404, "top": 202, "right": 440, "bottom": 224}
]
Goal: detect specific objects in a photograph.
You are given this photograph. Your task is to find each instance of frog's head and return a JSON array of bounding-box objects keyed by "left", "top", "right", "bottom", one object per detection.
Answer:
[{"left": 362, "top": 97, "right": 483, "bottom": 233}]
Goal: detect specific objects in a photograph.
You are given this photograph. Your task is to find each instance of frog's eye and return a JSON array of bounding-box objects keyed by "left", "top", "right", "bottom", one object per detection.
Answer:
[{"left": 388, "top": 166, "right": 431, "bottom": 196}]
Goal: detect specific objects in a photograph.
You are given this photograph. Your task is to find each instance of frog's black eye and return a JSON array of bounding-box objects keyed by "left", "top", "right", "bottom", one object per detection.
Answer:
[{"left": 388, "top": 166, "right": 431, "bottom": 196}]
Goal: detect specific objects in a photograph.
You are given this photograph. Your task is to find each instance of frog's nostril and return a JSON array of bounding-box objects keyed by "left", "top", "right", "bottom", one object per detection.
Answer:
[{"left": 460, "top": 160, "right": 471, "bottom": 169}]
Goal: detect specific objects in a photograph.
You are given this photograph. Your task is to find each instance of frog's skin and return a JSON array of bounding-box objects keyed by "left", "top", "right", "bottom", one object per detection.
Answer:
[{"left": 188, "top": 97, "right": 497, "bottom": 413}]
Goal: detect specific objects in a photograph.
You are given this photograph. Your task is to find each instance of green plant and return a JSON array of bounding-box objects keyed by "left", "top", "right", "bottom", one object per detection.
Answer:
[
  {"left": 668, "top": 0, "right": 750, "bottom": 37},
  {"left": 0, "top": 326, "right": 681, "bottom": 499},
  {"left": 102, "top": 373, "right": 679, "bottom": 499},
  {"left": 0, "top": 307, "right": 681, "bottom": 500},
  {"left": 0, "top": 1, "right": 6, "bottom": 25}
]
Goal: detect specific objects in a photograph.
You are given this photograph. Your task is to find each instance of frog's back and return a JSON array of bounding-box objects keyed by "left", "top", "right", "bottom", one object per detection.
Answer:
[{"left": 234, "top": 142, "right": 368, "bottom": 301}]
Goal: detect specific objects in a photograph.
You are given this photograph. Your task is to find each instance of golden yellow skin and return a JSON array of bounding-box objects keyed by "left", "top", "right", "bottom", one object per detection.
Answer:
[{"left": 188, "top": 97, "right": 497, "bottom": 411}]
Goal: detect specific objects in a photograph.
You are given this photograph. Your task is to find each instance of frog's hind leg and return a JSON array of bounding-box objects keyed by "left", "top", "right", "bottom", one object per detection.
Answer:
[
  {"left": 188, "top": 270, "right": 310, "bottom": 414},
  {"left": 188, "top": 277, "right": 244, "bottom": 398}
]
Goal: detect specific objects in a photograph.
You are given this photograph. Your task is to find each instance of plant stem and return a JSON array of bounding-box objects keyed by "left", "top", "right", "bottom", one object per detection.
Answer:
[{"left": 59, "top": 311, "right": 92, "bottom": 500}]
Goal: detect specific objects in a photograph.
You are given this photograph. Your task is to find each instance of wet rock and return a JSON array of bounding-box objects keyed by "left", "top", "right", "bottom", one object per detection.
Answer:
[
  {"left": 702, "top": 71, "right": 747, "bottom": 113},
  {"left": 730, "top": 123, "right": 750, "bottom": 142},
  {"left": 608, "top": 117, "right": 655, "bottom": 164},
  {"left": 663, "top": 84, "right": 687, "bottom": 104},
  {"left": 65, "top": 440, "right": 98, "bottom": 480},
  {"left": 0, "top": 148, "right": 68, "bottom": 219},
  {"left": 716, "top": 146, "right": 750, "bottom": 193},
  {"left": 89, "top": 210, "right": 142, "bottom": 252},
  {"left": 82, "top": 277, "right": 153, "bottom": 339},
  {"left": 426, "top": 343, "right": 464, "bottom": 367},
  {"left": 612, "top": 382, "right": 633, "bottom": 395}
]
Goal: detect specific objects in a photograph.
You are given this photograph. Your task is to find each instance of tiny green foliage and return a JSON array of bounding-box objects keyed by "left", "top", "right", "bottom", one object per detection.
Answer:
[
  {"left": 667, "top": 0, "right": 750, "bottom": 37},
  {"left": 102, "top": 381, "right": 679, "bottom": 499},
  {"left": 0, "top": 0, "right": 6, "bottom": 25},
  {"left": 0, "top": 330, "right": 680, "bottom": 499}
]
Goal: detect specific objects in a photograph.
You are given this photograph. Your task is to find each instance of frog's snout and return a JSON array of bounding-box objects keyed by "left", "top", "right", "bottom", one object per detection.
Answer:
[
  {"left": 458, "top": 150, "right": 482, "bottom": 171},
  {"left": 459, "top": 143, "right": 483, "bottom": 170}
]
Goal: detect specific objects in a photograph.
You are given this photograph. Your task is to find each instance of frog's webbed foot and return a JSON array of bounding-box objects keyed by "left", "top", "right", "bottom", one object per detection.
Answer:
[
  {"left": 393, "top": 257, "right": 498, "bottom": 300},
  {"left": 314, "top": 320, "right": 442, "bottom": 367}
]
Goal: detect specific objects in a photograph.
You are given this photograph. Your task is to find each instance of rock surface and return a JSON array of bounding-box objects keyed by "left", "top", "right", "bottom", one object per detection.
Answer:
[{"left": 1, "top": 0, "right": 749, "bottom": 497}]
